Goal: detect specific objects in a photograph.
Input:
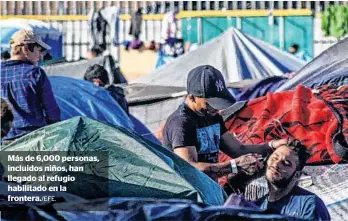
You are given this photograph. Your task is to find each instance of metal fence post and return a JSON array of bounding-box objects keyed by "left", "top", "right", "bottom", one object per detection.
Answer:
[
  {"left": 197, "top": 17, "right": 202, "bottom": 45},
  {"left": 236, "top": 17, "right": 242, "bottom": 30},
  {"left": 279, "top": 17, "right": 285, "bottom": 50}
]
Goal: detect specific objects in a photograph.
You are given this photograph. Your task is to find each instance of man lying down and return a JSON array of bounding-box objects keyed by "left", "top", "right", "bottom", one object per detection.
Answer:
[{"left": 225, "top": 139, "right": 330, "bottom": 220}]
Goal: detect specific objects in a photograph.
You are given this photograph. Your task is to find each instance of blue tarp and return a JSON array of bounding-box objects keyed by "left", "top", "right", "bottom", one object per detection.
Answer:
[
  {"left": 0, "top": 197, "right": 296, "bottom": 221},
  {"left": 49, "top": 76, "right": 159, "bottom": 143},
  {"left": 234, "top": 76, "right": 288, "bottom": 101},
  {"left": 0, "top": 19, "right": 63, "bottom": 59},
  {"left": 55, "top": 198, "right": 295, "bottom": 221}
]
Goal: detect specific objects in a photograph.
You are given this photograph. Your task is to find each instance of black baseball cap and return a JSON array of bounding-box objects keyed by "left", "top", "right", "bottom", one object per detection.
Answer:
[{"left": 187, "top": 65, "right": 236, "bottom": 110}]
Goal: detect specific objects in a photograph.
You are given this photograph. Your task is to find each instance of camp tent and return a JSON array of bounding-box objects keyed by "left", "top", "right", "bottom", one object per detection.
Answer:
[
  {"left": 132, "top": 27, "right": 305, "bottom": 87},
  {"left": 277, "top": 37, "right": 348, "bottom": 91},
  {"left": 50, "top": 76, "right": 133, "bottom": 130},
  {"left": 49, "top": 76, "right": 158, "bottom": 143},
  {"left": 0, "top": 19, "right": 63, "bottom": 59},
  {"left": 44, "top": 55, "right": 127, "bottom": 84},
  {"left": 2, "top": 117, "right": 226, "bottom": 206},
  {"left": 126, "top": 27, "right": 305, "bottom": 127},
  {"left": 128, "top": 37, "right": 348, "bottom": 133}
]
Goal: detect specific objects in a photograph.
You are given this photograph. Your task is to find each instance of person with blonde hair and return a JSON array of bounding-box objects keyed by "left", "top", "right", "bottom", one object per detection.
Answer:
[{"left": 0, "top": 29, "right": 60, "bottom": 140}]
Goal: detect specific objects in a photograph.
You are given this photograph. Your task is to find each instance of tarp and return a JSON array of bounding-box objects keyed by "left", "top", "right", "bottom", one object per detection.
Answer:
[
  {"left": 0, "top": 196, "right": 297, "bottom": 220},
  {"left": 44, "top": 55, "right": 127, "bottom": 84},
  {"left": 54, "top": 198, "right": 293, "bottom": 221},
  {"left": 0, "top": 19, "right": 63, "bottom": 59},
  {"left": 234, "top": 76, "right": 288, "bottom": 101},
  {"left": 2, "top": 116, "right": 226, "bottom": 206},
  {"left": 277, "top": 37, "right": 348, "bottom": 92},
  {"left": 49, "top": 76, "right": 133, "bottom": 130},
  {"left": 132, "top": 27, "right": 305, "bottom": 87},
  {"left": 49, "top": 76, "right": 158, "bottom": 143}
]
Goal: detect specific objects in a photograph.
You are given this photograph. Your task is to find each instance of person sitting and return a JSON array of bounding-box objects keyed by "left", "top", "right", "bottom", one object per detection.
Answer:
[
  {"left": 1, "top": 29, "right": 61, "bottom": 140},
  {"left": 288, "top": 43, "right": 311, "bottom": 62},
  {"left": 254, "top": 139, "right": 330, "bottom": 220},
  {"left": 84, "top": 64, "right": 129, "bottom": 114}
]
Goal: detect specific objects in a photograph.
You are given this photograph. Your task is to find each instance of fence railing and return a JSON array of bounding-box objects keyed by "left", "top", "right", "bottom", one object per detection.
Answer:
[
  {"left": 1, "top": 1, "right": 346, "bottom": 61},
  {"left": 2, "top": 1, "right": 348, "bottom": 16}
]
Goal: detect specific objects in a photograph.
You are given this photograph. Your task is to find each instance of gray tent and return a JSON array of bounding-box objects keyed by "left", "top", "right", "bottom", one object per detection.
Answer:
[{"left": 132, "top": 27, "right": 305, "bottom": 87}]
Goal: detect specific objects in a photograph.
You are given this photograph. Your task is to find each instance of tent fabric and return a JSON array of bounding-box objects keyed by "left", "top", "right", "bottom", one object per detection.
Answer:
[
  {"left": 54, "top": 197, "right": 294, "bottom": 221},
  {"left": 44, "top": 56, "right": 105, "bottom": 79},
  {"left": 234, "top": 76, "right": 288, "bottom": 101},
  {"left": 2, "top": 116, "right": 226, "bottom": 206},
  {"left": 49, "top": 76, "right": 134, "bottom": 130},
  {"left": 0, "top": 197, "right": 295, "bottom": 220},
  {"left": 277, "top": 37, "right": 348, "bottom": 92},
  {"left": 43, "top": 55, "right": 127, "bottom": 84},
  {"left": 131, "top": 27, "right": 305, "bottom": 87},
  {"left": 49, "top": 76, "right": 159, "bottom": 143},
  {"left": 125, "top": 83, "right": 186, "bottom": 104},
  {"left": 129, "top": 96, "right": 185, "bottom": 133},
  {"left": 219, "top": 85, "right": 348, "bottom": 166},
  {"left": 129, "top": 114, "right": 160, "bottom": 144},
  {"left": 0, "top": 19, "right": 63, "bottom": 59}
]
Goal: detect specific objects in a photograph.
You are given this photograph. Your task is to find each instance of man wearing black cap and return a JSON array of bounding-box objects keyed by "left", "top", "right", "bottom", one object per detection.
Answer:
[{"left": 162, "top": 65, "right": 286, "bottom": 180}]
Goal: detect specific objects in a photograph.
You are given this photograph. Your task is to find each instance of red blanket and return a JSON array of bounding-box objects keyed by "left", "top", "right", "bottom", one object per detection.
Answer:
[{"left": 218, "top": 85, "right": 348, "bottom": 186}]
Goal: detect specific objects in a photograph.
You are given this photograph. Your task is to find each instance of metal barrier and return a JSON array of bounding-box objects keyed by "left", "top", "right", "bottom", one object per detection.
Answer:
[
  {"left": 2, "top": 1, "right": 348, "bottom": 15},
  {"left": 1, "top": 1, "right": 346, "bottom": 61}
]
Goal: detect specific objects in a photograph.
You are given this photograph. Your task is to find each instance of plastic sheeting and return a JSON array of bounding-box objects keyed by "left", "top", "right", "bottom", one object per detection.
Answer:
[
  {"left": 0, "top": 19, "right": 63, "bottom": 59},
  {"left": 0, "top": 197, "right": 297, "bottom": 220},
  {"left": 132, "top": 27, "right": 305, "bottom": 87},
  {"left": 277, "top": 37, "right": 348, "bottom": 92},
  {"left": 44, "top": 55, "right": 127, "bottom": 84},
  {"left": 2, "top": 117, "right": 226, "bottom": 206},
  {"left": 55, "top": 197, "right": 294, "bottom": 221}
]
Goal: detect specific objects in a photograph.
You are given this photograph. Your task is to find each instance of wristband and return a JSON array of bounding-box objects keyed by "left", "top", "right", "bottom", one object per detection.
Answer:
[
  {"left": 230, "top": 159, "right": 238, "bottom": 174},
  {"left": 268, "top": 140, "right": 274, "bottom": 149}
]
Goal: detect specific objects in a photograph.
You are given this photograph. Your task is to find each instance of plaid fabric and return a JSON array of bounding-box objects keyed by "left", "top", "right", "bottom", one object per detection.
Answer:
[{"left": 1, "top": 60, "right": 60, "bottom": 140}]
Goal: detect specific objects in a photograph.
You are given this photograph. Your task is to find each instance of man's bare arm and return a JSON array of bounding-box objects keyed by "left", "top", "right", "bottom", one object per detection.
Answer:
[
  {"left": 220, "top": 132, "right": 288, "bottom": 158},
  {"left": 174, "top": 146, "right": 261, "bottom": 179}
]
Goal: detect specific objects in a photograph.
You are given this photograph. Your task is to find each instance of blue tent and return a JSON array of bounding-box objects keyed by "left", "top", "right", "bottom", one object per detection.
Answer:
[
  {"left": 0, "top": 19, "right": 63, "bottom": 59},
  {"left": 49, "top": 76, "right": 159, "bottom": 143}
]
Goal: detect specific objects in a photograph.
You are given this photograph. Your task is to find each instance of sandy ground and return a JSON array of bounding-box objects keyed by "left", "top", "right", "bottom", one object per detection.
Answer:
[{"left": 119, "top": 48, "right": 158, "bottom": 82}]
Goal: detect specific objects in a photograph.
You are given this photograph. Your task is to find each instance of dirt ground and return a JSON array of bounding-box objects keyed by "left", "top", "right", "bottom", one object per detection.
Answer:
[{"left": 119, "top": 48, "right": 158, "bottom": 82}]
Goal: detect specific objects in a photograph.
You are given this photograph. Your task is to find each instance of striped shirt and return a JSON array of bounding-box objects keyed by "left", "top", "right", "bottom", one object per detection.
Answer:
[{"left": 1, "top": 60, "right": 60, "bottom": 140}]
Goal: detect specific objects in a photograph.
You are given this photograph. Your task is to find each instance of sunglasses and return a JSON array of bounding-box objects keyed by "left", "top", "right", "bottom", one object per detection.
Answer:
[
  {"left": 20, "top": 43, "right": 47, "bottom": 55},
  {"left": 35, "top": 44, "right": 48, "bottom": 55}
]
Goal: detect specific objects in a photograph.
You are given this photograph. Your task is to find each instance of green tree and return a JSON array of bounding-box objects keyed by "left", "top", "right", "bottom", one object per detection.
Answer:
[{"left": 321, "top": 5, "right": 348, "bottom": 38}]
